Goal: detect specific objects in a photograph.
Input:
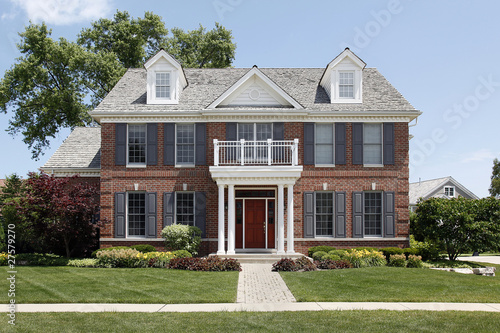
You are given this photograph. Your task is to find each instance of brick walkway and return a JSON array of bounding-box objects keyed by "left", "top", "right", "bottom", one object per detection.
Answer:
[{"left": 236, "top": 264, "right": 296, "bottom": 303}]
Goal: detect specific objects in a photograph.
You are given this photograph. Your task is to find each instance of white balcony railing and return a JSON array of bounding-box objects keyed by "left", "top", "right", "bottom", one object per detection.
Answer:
[{"left": 213, "top": 139, "right": 299, "bottom": 166}]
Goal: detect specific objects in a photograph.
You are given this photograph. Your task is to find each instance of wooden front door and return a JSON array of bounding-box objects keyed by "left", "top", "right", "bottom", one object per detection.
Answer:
[{"left": 245, "top": 199, "right": 266, "bottom": 248}]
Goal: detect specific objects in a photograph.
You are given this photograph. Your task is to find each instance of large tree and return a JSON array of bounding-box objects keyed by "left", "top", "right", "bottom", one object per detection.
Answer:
[
  {"left": 489, "top": 158, "right": 500, "bottom": 198},
  {"left": 1, "top": 11, "right": 236, "bottom": 158}
]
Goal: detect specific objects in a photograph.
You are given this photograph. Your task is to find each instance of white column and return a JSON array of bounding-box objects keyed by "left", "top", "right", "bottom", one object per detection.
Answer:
[
  {"left": 217, "top": 184, "right": 225, "bottom": 255},
  {"left": 277, "top": 184, "right": 285, "bottom": 255},
  {"left": 227, "top": 184, "right": 236, "bottom": 255},
  {"left": 286, "top": 184, "right": 295, "bottom": 254}
]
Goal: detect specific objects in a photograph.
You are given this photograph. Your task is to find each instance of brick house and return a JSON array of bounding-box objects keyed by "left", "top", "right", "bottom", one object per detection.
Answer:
[{"left": 42, "top": 48, "right": 421, "bottom": 256}]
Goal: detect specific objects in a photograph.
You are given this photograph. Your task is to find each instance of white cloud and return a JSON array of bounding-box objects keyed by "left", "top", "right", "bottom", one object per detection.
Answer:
[
  {"left": 9, "top": 0, "right": 112, "bottom": 25},
  {"left": 460, "top": 148, "right": 496, "bottom": 163}
]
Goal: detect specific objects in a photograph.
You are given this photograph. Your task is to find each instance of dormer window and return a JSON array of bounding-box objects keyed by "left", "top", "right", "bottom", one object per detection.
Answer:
[
  {"left": 339, "top": 72, "right": 354, "bottom": 98},
  {"left": 156, "top": 72, "right": 171, "bottom": 99}
]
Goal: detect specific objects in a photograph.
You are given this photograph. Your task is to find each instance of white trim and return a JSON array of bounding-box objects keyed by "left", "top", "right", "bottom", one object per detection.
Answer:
[
  {"left": 209, "top": 166, "right": 303, "bottom": 186},
  {"left": 315, "top": 123, "right": 335, "bottom": 165},
  {"left": 175, "top": 123, "right": 195, "bottom": 166},
  {"left": 294, "top": 237, "right": 409, "bottom": 242},
  {"left": 42, "top": 169, "right": 100, "bottom": 177},
  {"left": 126, "top": 124, "right": 147, "bottom": 167}
]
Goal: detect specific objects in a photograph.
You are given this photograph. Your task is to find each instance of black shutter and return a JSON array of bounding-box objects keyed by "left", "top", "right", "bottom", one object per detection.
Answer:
[
  {"left": 226, "top": 122, "right": 237, "bottom": 141},
  {"left": 114, "top": 192, "right": 126, "bottom": 238},
  {"left": 335, "top": 123, "right": 346, "bottom": 165},
  {"left": 303, "top": 192, "right": 315, "bottom": 238},
  {"left": 352, "top": 123, "right": 363, "bottom": 165},
  {"left": 147, "top": 123, "right": 158, "bottom": 166},
  {"left": 195, "top": 192, "right": 207, "bottom": 237},
  {"left": 164, "top": 123, "right": 175, "bottom": 165},
  {"left": 352, "top": 191, "right": 364, "bottom": 238},
  {"left": 273, "top": 122, "right": 284, "bottom": 140},
  {"left": 383, "top": 123, "right": 395, "bottom": 165},
  {"left": 384, "top": 191, "right": 395, "bottom": 237},
  {"left": 115, "top": 124, "right": 127, "bottom": 165},
  {"left": 163, "top": 192, "right": 175, "bottom": 227},
  {"left": 146, "top": 192, "right": 157, "bottom": 238},
  {"left": 304, "top": 123, "right": 315, "bottom": 165},
  {"left": 335, "top": 191, "right": 346, "bottom": 237},
  {"left": 195, "top": 123, "right": 207, "bottom": 165}
]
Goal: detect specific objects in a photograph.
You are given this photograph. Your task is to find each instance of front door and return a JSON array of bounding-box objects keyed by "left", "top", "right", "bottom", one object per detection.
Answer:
[{"left": 244, "top": 199, "right": 266, "bottom": 248}]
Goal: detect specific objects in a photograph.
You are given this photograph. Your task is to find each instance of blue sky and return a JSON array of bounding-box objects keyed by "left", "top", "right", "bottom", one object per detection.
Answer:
[{"left": 0, "top": 0, "right": 498, "bottom": 198}]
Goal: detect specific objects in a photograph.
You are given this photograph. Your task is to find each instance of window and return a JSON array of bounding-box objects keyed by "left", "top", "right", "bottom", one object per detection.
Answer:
[
  {"left": 315, "top": 192, "right": 333, "bottom": 236},
  {"left": 364, "top": 192, "right": 382, "bottom": 236},
  {"left": 238, "top": 123, "right": 272, "bottom": 161},
  {"left": 128, "top": 193, "right": 146, "bottom": 236},
  {"left": 444, "top": 186, "right": 455, "bottom": 197},
  {"left": 176, "top": 124, "right": 195, "bottom": 165},
  {"left": 155, "top": 72, "right": 170, "bottom": 99},
  {"left": 315, "top": 124, "right": 334, "bottom": 164},
  {"left": 339, "top": 72, "right": 354, "bottom": 98},
  {"left": 128, "top": 124, "right": 146, "bottom": 164},
  {"left": 363, "top": 123, "right": 382, "bottom": 165},
  {"left": 176, "top": 192, "right": 194, "bottom": 226}
]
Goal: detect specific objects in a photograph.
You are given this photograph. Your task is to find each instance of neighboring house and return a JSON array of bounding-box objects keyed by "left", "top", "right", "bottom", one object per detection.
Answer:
[
  {"left": 42, "top": 48, "right": 421, "bottom": 255},
  {"left": 409, "top": 176, "right": 479, "bottom": 212}
]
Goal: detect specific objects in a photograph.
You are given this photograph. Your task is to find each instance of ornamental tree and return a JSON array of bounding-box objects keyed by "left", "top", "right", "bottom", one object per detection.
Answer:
[
  {"left": 15, "top": 173, "right": 101, "bottom": 257},
  {"left": 489, "top": 158, "right": 500, "bottom": 198}
]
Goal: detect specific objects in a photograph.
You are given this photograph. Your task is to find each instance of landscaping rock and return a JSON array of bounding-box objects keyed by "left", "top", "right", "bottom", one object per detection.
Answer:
[{"left": 472, "top": 267, "right": 496, "bottom": 276}]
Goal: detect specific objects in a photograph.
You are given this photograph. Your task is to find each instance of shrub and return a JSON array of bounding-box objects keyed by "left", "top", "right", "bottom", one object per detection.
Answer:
[
  {"left": 129, "top": 244, "right": 156, "bottom": 253},
  {"left": 91, "top": 246, "right": 130, "bottom": 258},
  {"left": 168, "top": 256, "right": 241, "bottom": 271},
  {"left": 272, "top": 258, "right": 298, "bottom": 271},
  {"left": 0, "top": 252, "right": 7, "bottom": 266},
  {"left": 352, "top": 247, "right": 379, "bottom": 252},
  {"left": 328, "top": 249, "right": 348, "bottom": 259},
  {"left": 67, "top": 258, "right": 98, "bottom": 267},
  {"left": 406, "top": 255, "right": 423, "bottom": 268},
  {"left": 95, "top": 249, "right": 142, "bottom": 268},
  {"left": 15, "top": 253, "right": 69, "bottom": 266},
  {"left": 388, "top": 254, "right": 407, "bottom": 267},
  {"left": 136, "top": 251, "right": 175, "bottom": 268},
  {"left": 311, "top": 251, "right": 328, "bottom": 261},
  {"left": 410, "top": 235, "right": 442, "bottom": 261},
  {"left": 315, "top": 259, "right": 353, "bottom": 270},
  {"left": 380, "top": 247, "right": 404, "bottom": 261},
  {"left": 323, "top": 254, "right": 341, "bottom": 261},
  {"left": 307, "top": 246, "right": 336, "bottom": 257},
  {"left": 161, "top": 224, "right": 202, "bottom": 255},
  {"left": 403, "top": 248, "right": 418, "bottom": 259},
  {"left": 295, "top": 256, "right": 317, "bottom": 271},
  {"left": 172, "top": 250, "right": 192, "bottom": 258},
  {"left": 343, "top": 249, "right": 386, "bottom": 268}
]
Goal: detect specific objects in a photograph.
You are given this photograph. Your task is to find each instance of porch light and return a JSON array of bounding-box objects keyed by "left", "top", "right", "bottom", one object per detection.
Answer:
[
  {"left": 372, "top": 183, "right": 376, "bottom": 191},
  {"left": 323, "top": 183, "right": 328, "bottom": 191}
]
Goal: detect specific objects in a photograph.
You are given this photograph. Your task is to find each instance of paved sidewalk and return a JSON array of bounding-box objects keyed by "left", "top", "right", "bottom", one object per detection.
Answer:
[
  {"left": 9, "top": 302, "right": 500, "bottom": 313},
  {"left": 457, "top": 256, "right": 500, "bottom": 265},
  {"left": 236, "top": 264, "right": 296, "bottom": 303}
]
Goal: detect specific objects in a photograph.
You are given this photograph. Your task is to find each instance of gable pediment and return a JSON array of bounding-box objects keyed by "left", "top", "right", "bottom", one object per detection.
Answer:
[{"left": 207, "top": 67, "right": 303, "bottom": 109}]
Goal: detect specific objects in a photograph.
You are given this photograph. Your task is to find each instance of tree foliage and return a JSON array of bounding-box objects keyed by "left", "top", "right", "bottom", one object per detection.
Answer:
[
  {"left": 13, "top": 173, "right": 101, "bottom": 257},
  {"left": 489, "top": 158, "right": 500, "bottom": 198},
  {"left": 412, "top": 197, "right": 500, "bottom": 260},
  {"left": 1, "top": 11, "right": 236, "bottom": 158}
]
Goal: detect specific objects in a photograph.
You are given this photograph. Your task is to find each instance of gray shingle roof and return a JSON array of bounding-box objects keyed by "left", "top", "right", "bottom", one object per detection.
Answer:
[
  {"left": 91, "top": 67, "right": 417, "bottom": 114},
  {"left": 42, "top": 127, "right": 101, "bottom": 170},
  {"left": 409, "top": 176, "right": 479, "bottom": 204}
]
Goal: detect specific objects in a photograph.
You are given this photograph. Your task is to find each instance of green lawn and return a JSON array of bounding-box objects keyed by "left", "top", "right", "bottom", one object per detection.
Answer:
[
  {"left": 281, "top": 264, "right": 500, "bottom": 303},
  {"left": 2, "top": 311, "right": 499, "bottom": 333},
  {"left": 0, "top": 266, "right": 238, "bottom": 304}
]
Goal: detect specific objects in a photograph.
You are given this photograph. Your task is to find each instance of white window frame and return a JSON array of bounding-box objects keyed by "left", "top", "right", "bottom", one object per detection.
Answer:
[
  {"left": 338, "top": 71, "right": 354, "bottom": 99},
  {"left": 175, "top": 123, "right": 195, "bottom": 167},
  {"left": 147, "top": 67, "right": 178, "bottom": 105},
  {"left": 315, "top": 123, "right": 335, "bottom": 166},
  {"left": 155, "top": 72, "right": 171, "bottom": 100},
  {"left": 237, "top": 123, "right": 273, "bottom": 162},
  {"left": 127, "top": 124, "right": 147, "bottom": 167},
  {"left": 331, "top": 69, "right": 362, "bottom": 103},
  {"left": 314, "top": 191, "right": 334, "bottom": 237},
  {"left": 444, "top": 186, "right": 455, "bottom": 197},
  {"left": 126, "top": 192, "right": 147, "bottom": 238},
  {"left": 363, "top": 123, "right": 383, "bottom": 167},
  {"left": 175, "top": 191, "right": 195, "bottom": 226},
  {"left": 363, "top": 191, "right": 383, "bottom": 238}
]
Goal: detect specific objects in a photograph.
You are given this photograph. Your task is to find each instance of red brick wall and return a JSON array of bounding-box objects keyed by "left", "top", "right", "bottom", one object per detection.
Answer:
[{"left": 100, "top": 121, "right": 410, "bottom": 253}]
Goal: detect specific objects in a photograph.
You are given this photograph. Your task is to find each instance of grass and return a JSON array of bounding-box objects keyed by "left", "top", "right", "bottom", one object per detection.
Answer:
[
  {"left": 2, "top": 311, "right": 500, "bottom": 332},
  {"left": 0, "top": 266, "right": 238, "bottom": 304},
  {"left": 281, "top": 263, "right": 500, "bottom": 303}
]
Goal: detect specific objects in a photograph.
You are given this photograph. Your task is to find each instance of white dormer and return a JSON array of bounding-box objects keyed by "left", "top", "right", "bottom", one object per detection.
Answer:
[
  {"left": 144, "top": 49, "right": 188, "bottom": 104},
  {"left": 320, "top": 48, "right": 366, "bottom": 104}
]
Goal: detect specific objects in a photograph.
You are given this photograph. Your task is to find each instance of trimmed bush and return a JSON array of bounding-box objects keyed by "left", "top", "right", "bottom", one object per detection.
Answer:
[
  {"left": 137, "top": 251, "right": 175, "bottom": 268},
  {"left": 307, "top": 246, "right": 336, "bottom": 257},
  {"left": 406, "top": 254, "right": 423, "bottom": 268},
  {"left": 403, "top": 248, "right": 418, "bottom": 259},
  {"left": 388, "top": 254, "right": 407, "bottom": 267},
  {"left": 351, "top": 247, "right": 379, "bottom": 252},
  {"left": 380, "top": 247, "right": 404, "bottom": 261},
  {"left": 161, "top": 224, "right": 202, "bottom": 255},
  {"left": 168, "top": 256, "right": 241, "bottom": 271},
  {"left": 272, "top": 258, "right": 298, "bottom": 272},
  {"left": 15, "top": 253, "right": 69, "bottom": 266},
  {"left": 323, "top": 254, "right": 341, "bottom": 261},
  {"left": 95, "top": 248, "right": 142, "bottom": 268},
  {"left": 67, "top": 258, "right": 98, "bottom": 267},
  {"left": 295, "top": 256, "right": 317, "bottom": 271},
  {"left": 328, "top": 249, "right": 349, "bottom": 259},
  {"left": 129, "top": 244, "right": 156, "bottom": 253},
  {"left": 91, "top": 246, "right": 130, "bottom": 258},
  {"left": 172, "top": 250, "right": 192, "bottom": 258},
  {"left": 315, "top": 259, "right": 353, "bottom": 270},
  {"left": 311, "top": 251, "right": 328, "bottom": 261}
]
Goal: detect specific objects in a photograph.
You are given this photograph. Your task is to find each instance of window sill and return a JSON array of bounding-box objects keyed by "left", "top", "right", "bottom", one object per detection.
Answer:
[
  {"left": 175, "top": 164, "right": 195, "bottom": 168},
  {"left": 126, "top": 164, "right": 147, "bottom": 169},
  {"left": 363, "top": 164, "right": 384, "bottom": 168},
  {"left": 315, "top": 164, "right": 335, "bottom": 168}
]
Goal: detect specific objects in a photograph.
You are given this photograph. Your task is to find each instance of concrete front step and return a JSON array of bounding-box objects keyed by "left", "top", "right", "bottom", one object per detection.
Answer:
[{"left": 209, "top": 253, "right": 307, "bottom": 264}]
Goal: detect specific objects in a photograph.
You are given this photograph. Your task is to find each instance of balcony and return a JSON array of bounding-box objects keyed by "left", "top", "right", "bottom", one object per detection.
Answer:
[{"left": 213, "top": 139, "right": 299, "bottom": 166}]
